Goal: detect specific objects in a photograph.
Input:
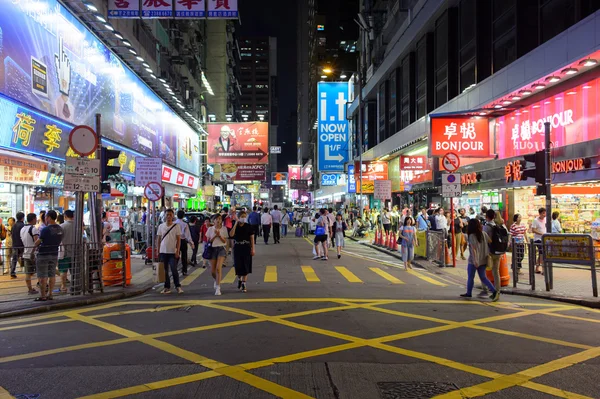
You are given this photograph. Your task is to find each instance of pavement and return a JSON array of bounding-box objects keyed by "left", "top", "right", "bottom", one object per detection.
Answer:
[
  {"left": 1, "top": 235, "right": 599, "bottom": 398},
  {"left": 351, "top": 236, "right": 600, "bottom": 308}
]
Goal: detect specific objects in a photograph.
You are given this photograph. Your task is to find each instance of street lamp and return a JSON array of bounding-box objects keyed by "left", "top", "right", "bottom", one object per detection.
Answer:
[{"left": 322, "top": 67, "right": 333, "bottom": 74}]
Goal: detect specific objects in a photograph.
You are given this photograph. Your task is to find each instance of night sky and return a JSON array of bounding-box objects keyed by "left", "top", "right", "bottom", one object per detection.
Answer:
[{"left": 239, "top": 0, "right": 298, "bottom": 171}]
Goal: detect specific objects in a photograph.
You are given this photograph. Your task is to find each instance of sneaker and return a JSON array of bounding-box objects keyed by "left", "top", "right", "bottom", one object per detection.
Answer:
[
  {"left": 182, "top": 272, "right": 188, "bottom": 276},
  {"left": 214, "top": 281, "right": 217, "bottom": 290},
  {"left": 10, "top": 275, "right": 17, "bottom": 279},
  {"left": 490, "top": 291, "right": 500, "bottom": 302},
  {"left": 337, "top": 254, "right": 341, "bottom": 259},
  {"left": 241, "top": 283, "right": 247, "bottom": 293},
  {"left": 322, "top": 257, "right": 328, "bottom": 261},
  {"left": 313, "top": 256, "right": 320, "bottom": 260},
  {"left": 161, "top": 288, "right": 171, "bottom": 294},
  {"left": 460, "top": 293, "right": 472, "bottom": 298},
  {"left": 176, "top": 287, "right": 184, "bottom": 294},
  {"left": 215, "top": 286, "right": 222, "bottom": 296}
]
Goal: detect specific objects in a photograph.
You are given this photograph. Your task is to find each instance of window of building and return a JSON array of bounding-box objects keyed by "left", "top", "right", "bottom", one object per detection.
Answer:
[
  {"left": 540, "top": 0, "right": 575, "bottom": 43},
  {"left": 434, "top": 13, "right": 449, "bottom": 108},
  {"left": 388, "top": 71, "right": 397, "bottom": 136},
  {"left": 400, "top": 57, "right": 410, "bottom": 129},
  {"left": 416, "top": 37, "right": 428, "bottom": 119},
  {"left": 318, "top": 37, "right": 326, "bottom": 47},
  {"left": 459, "top": 0, "right": 476, "bottom": 92},
  {"left": 492, "top": 0, "right": 516, "bottom": 72},
  {"left": 378, "top": 82, "right": 387, "bottom": 142}
]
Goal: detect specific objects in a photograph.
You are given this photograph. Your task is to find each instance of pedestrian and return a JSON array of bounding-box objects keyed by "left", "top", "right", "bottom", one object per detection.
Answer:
[
  {"left": 20, "top": 213, "right": 38, "bottom": 295},
  {"left": 483, "top": 209, "right": 508, "bottom": 297},
  {"left": 32, "top": 210, "right": 63, "bottom": 302},
  {"left": 453, "top": 210, "right": 465, "bottom": 260},
  {"left": 59, "top": 210, "right": 75, "bottom": 293},
  {"left": 459, "top": 209, "right": 469, "bottom": 258},
  {"left": 10, "top": 212, "right": 25, "bottom": 279},
  {"left": 3, "top": 217, "right": 14, "bottom": 276},
  {"left": 207, "top": 214, "right": 228, "bottom": 296},
  {"left": 189, "top": 216, "right": 200, "bottom": 266},
  {"left": 175, "top": 210, "right": 194, "bottom": 276},
  {"left": 551, "top": 211, "right": 562, "bottom": 233},
  {"left": 270, "top": 205, "right": 282, "bottom": 244},
  {"left": 281, "top": 209, "right": 291, "bottom": 237},
  {"left": 157, "top": 209, "right": 183, "bottom": 294},
  {"left": 101, "top": 212, "right": 111, "bottom": 243},
  {"left": 381, "top": 207, "right": 391, "bottom": 235},
  {"left": 261, "top": 207, "right": 272, "bottom": 244},
  {"left": 302, "top": 207, "right": 311, "bottom": 237},
  {"left": 531, "top": 207, "right": 546, "bottom": 274},
  {"left": 248, "top": 206, "right": 261, "bottom": 243},
  {"left": 313, "top": 209, "right": 329, "bottom": 260},
  {"left": 229, "top": 210, "right": 255, "bottom": 293},
  {"left": 37, "top": 211, "right": 46, "bottom": 234},
  {"left": 461, "top": 218, "right": 499, "bottom": 301},
  {"left": 509, "top": 213, "right": 528, "bottom": 270},
  {"left": 398, "top": 216, "right": 418, "bottom": 270},
  {"left": 327, "top": 208, "right": 336, "bottom": 248},
  {"left": 332, "top": 213, "right": 347, "bottom": 259},
  {"left": 416, "top": 207, "right": 429, "bottom": 231},
  {"left": 435, "top": 208, "right": 447, "bottom": 234},
  {"left": 200, "top": 217, "right": 211, "bottom": 268}
]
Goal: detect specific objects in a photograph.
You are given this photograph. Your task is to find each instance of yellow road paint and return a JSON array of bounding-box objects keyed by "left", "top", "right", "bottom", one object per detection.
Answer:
[
  {"left": 301, "top": 265, "right": 320, "bottom": 282},
  {"left": 66, "top": 313, "right": 142, "bottom": 338},
  {"left": 0, "top": 385, "right": 14, "bottom": 399},
  {"left": 522, "top": 381, "right": 596, "bottom": 399},
  {"left": 334, "top": 266, "right": 363, "bottom": 283},
  {"left": 221, "top": 267, "right": 236, "bottom": 283},
  {"left": 264, "top": 266, "right": 277, "bottom": 282},
  {"left": 370, "top": 267, "right": 404, "bottom": 284},
  {"left": 180, "top": 267, "right": 206, "bottom": 286},
  {"left": 405, "top": 269, "right": 447, "bottom": 286}
]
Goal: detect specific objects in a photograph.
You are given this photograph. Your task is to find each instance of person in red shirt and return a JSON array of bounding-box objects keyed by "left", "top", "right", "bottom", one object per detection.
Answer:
[{"left": 200, "top": 218, "right": 211, "bottom": 268}]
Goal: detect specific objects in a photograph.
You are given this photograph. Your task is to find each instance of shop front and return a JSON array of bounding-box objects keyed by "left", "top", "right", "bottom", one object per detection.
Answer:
[{"left": 161, "top": 165, "right": 200, "bottom": 209}]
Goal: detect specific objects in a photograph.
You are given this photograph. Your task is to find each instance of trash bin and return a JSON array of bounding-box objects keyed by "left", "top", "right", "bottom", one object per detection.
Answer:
[
  {"left": 486, "top": 253, "right": 510, "bottom": 287},
  {"left": 102, "top": 242, "right": 132, "bottom": 286}
]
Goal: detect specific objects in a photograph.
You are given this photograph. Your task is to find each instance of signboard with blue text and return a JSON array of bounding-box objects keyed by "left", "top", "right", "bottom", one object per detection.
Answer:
[
  {"left": 0, "top": 1, "right": 200, "bottom": 176},
  {"left": 317, "top": 82, "right": 349, "bottom": 172},
  {"left": 347, "top": 165, "right": 356, "bottom": 193}
]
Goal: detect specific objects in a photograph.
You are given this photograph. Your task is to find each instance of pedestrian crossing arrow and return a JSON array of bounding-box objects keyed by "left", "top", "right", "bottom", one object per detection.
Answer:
[{"left": 324, "top": 145, "right": 344, "bottom": 162}]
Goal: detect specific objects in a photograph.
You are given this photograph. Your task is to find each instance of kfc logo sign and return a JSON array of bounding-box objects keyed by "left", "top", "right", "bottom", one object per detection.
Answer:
[{"left": 430, "top": 117, "right": 490, "bottom": 157}]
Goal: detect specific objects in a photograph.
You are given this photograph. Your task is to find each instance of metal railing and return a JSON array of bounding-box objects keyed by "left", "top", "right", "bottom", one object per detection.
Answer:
[{"left": 426, "top": 230, "right": 445, "bottom": 267}]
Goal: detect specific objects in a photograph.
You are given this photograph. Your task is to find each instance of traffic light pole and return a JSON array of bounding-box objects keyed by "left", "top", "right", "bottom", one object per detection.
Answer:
[{"left": 544, "top": 121, "right": 552, "bottom": 234}]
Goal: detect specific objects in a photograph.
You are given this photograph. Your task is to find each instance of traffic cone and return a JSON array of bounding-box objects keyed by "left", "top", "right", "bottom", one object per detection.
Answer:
[
  {"left": 384, "top": 231, "right": 389, "bottom": 248},
  {"left": 392, "top": 232, "right": 399, "bottom": 251},
  {"left": 389, "top": 232, "right": 396, "bottom": 250},
  {"left": 372, "top": 229, "right": 378, "bottom": 245},
  {"left": 378, "top": 229, "right": 384, "bottom": 246},
  {"left": 445, "top": 242, "right": 451, "bottom": 265}
]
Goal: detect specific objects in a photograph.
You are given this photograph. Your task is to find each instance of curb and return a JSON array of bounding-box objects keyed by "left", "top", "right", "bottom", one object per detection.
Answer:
[
  {"left": 0, "top": 284, "right": 155, "bottom": 319},
  {"left": 348, "top": 237, "right": 405, "bottom": 262}
]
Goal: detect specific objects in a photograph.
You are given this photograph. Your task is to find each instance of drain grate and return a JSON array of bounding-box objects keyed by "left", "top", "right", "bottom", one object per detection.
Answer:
[{"left": 377, "top": 382, "right": 460, "bottom": 399}]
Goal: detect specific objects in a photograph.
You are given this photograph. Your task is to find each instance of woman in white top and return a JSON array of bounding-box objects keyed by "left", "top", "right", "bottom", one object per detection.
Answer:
[{"left": 206, "top": 214, "right": 229, "bottom": 296}]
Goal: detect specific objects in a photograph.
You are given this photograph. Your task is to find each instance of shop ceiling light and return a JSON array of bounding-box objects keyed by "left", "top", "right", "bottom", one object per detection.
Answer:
[
  {"left": 545, "top": 76, "right": 560, "bottom": 83},
  {"left": 145, "top": 68, "right": 152, "bottom": 73},
  {"left": 321, "top": 75, "right": 327, "bottom": 79},
  {"left": 104, "top": 24, "right": 114, "bottom": 31},
  {"left": 561, "top": 67, "right": 578, "bottom": 75},
  {"left": 533, "top": 83, "right": 545, "bottom": 90},
  {"left": 340, "top": 74, "right": 347, "bottom": 79},
  {"left": 544, "top": 101, "right": 551, "bottom": 104},
  {"left": 128, "top": 49, "right": 137, "bottom": 55},
  {"left": 84, "top": 2, "right": 98, "bottom": 12},
  {"left": 583, "top": 85, "right": 592, "bottom": 89},
  {"left": 555, "top": 97, "right": 562, "bottom": 100},
  {"left": 519, "top": 89, "right": 532, "bottom": 96},
  {"left": 136, "top": 56, "right": 144, "bottom": 62},
  {"left": 159, "top": 78, "right": 166, "bottom": 83},
  {"left": 114, "top": 31, "right": 124, "bottom": 40},
  {"left": 150, "top": 74, "right": 156, "bottom": 79},
  {"left": 532, "top": 105, "right": 540, "bottom": 108},
  {"left": 502, "top": 100, "right": 511, "bottom": 105},
  {"left": 579, "top": 59, "right": 597, "bottom": 67},
  {"left": 95, "top": 14, "right": 107, "bottom": 23},
  {"left": 479, "top": 112, "right": 487, "bottom": 116},
  {"left": 567, "top": 91, "right": 577, "bottom": 95},
  {"left": 515, "top": 112, "right": 521, "bottom": 116},
  {"left": 511, "top": 96, "right": 520, "bottom": 101},
  {"left": 494, "top": 104, "right": 502, "bottom": 109},
  {"left": 142, "top": 62, "right": 150, "bottom": 68},
  {"left": 122, "top": 40, "right": 132, "bottom": 47}
]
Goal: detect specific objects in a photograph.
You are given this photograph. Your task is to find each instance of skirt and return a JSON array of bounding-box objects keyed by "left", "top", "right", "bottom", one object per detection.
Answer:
[
  {"left": 233, "top": 244, "right": 252, "bottom": 276},
  {"left": 335, "top": 232, "right": 345, "bottom": 247}
]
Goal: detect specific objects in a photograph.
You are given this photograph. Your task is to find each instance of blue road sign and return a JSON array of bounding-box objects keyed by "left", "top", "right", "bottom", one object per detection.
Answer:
[
  {"left": 317, "top": 82, "right": 350, "bottom": 172},
  {"left": 348, "top": 165, "right": 356, "bottom": 193}
]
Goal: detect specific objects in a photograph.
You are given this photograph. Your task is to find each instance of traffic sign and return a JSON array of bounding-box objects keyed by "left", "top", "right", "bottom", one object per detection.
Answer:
[
  {"left": 64, "top": 158, "right": 101, "bottom": 192},
  {"left": 135, "top": 157, "right": 162, "bottom": 187},
  {"left": 64, "top": 175, "right": 101, "bottom": 192},
  {"left": 68, "top": 125, "right": 98, "bottom": 157},
  {"left": 144, "top": 181, "right": 163, "bottom": 201},
  {"left": 442, "top": 152, "right": 460, "bottom": 172},
  {"left": 270, "top": 146, "right": 281, "bottom": 154},
  {"left": 317, "top": 82, "right": 349, "bottom": 171},
  {"left": 441, "top": 173, "right": 462, "bottom": 198}
]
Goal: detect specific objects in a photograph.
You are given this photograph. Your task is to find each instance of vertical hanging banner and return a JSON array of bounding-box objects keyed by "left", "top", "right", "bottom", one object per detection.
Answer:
[
  {"left": 207, "top": 0, "right": 239, "bottom": 18},
  {"left": 175, "top": 0, "right": 206, "bottom": 17},
  {"left": 317, "top": 82, "right": 350, "bottom": 172},
  {"left": 108, "top": 0, "right": 141, "bottom": 18},
  {"left": 142, "top": 0, "right": 173, "bottom": 18}
]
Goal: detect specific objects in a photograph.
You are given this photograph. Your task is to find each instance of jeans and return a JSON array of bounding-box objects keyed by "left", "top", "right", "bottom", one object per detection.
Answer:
[
  {"left": 273, "top": 223, "right": 280, "bottom": 242},
  {"left": 282, "top": 224, "right": 288, "bottom": 237},
  {"left": 10, "top": 248, "right": 22, "bottom": 276},
  {"left": 466, "top": 263, "right": 496, "bottom": 296},
  {"left": 303, "top": 222, "right": 310, "bottom": 237},
  {"left": 161, "top": 253, "right": 180, "bottom": 289},
  {"left": 489, "top": 254, "right": 502, "bottom": 292},
  {"left": 191, "top": 240, "right": 199, "bottom": 264},
  {"left": 262, "top": 225, "right": 271, "bottom": 244},
  {"left": 179, "top": 239, "right": 188, "bottom": 274}
]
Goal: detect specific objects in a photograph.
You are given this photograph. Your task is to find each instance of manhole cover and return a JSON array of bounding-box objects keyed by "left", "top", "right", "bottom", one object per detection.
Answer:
[{"left": 377, "top": 382, "right": 460, "bottom": 398}]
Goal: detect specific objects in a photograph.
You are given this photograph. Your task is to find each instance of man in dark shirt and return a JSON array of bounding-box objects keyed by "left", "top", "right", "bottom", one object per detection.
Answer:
[
  {"left": 32, "top": 210, "right": 63, "bottom": 301},
  {"left": 248, "top": 206, "right": 261, "bottom": 244},
  {"left": 10, "top": 212, "right": 25, "bottom": 278}
]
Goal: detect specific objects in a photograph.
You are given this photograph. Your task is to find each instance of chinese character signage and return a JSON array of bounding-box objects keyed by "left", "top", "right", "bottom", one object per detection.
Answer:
[
  {"left": 496, "top": 77, "right": 600, "bottom": 160},
  {"left": 142, "top": 0, "right": 173, "bottom": 18},
  {"left": 317, "top": 82, "right": 350, "bottom": 172},
  {"left": 176, "top": 0, "right": 205, "bottom": 17},
  {"left": 207, "top": 0, "right": 238, "bottom": 18},
  {"left": 430, "top": 117, "right": 490, "bottom": 157},
  {"left": 354, "top": 161, "right": 388, "bottom": 194},
  {"left": 504, "top": 161, "right": 523, "bottom": 183},
  {"left": 288, "top": 165, "right": 301, "bottom": 181},
  {"left": 0, "top": 1, "right": 200, "bottom": 176},
  {"left": 108, "top": 0, "right": 141, "bottom": 18},
  {"left": 400, "top": 155, "right": 427, "bottom": 170},
  {"left": 347, "top": 164, "right": 356, "bottom": 193},
  {"left": 207, "top": 122, "right": 269, "bottom": 164}
]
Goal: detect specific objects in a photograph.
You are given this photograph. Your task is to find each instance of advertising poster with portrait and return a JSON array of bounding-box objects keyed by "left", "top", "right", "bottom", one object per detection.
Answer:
[
  {"left": 207, "top": 122, "right": 269, "bottom": 164},
  {"left": 0, "top": 1, "right": 200, "bottom": 176}
]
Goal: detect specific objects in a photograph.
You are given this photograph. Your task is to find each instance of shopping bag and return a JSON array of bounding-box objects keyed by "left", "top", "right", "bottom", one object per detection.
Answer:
[
  {"left": 156, "top": 262, "right": 165, "bottom": 283},
  {"left": 295, "top": 227, "right": 303, "bottom": 237}
]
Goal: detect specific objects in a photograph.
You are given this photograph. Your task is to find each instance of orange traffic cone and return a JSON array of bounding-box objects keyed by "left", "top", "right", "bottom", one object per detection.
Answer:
[
  {"left": 445, "top": 242, "right": 451, "bottom": 265},
  {"left": 372, "top": 229, "right": 378, "bottom": 245},
  {"left": 389, "top": 232, "right": 396, "bottom": 250},
  {"left": 378, "top": 229, "right": 384, "bottom": 246},
  {"left": 384, "top": 231, "right": 389, "bottom": 248},
  {"left": 392, "top": 232, "right": 399, "bottom": 251}
]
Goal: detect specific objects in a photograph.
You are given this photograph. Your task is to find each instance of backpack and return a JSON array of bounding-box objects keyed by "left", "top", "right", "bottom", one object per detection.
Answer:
[
  {"left": 489, "top": 223, "right": 509, "bottom": 254},
  {"left": 0, "top": 224, "right": 6, "bottom": 241},
  {"left": 429, "top": 215, "right": 437, "bottom": 231}
]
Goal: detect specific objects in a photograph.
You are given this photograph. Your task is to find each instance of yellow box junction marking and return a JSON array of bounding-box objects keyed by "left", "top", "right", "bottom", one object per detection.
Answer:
[
  {"left": 369, "top": 267, "right": 404, "bottom": 284},
  {"left": 334, "top": 266, "right": 363, "bottom": 283},
  {"left": 301, "top": 266, "right": 321, "bottom": 282},
  {"left": 180, "top": 267, "right": 206, "bottom": 286},
  {"left": 264, "top": 266, "right": 277, "bottom": 282},
  {"left": 221, "top": 267, "right": 236, "bottom": 284}
]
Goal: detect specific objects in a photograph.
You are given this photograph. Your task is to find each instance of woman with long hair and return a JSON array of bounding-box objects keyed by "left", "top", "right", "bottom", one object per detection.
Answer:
[
  {"left": 461, "top": 218, "right": 499, "bottom": 301},
  {"left": 206, "top": 214, "right": 229, "bottom": 295},
  {"left": 229, "top": 210, "right": 255, "bottom": 293},
  {"left": 398, "top": 216, "right": 418, "bottom": 270}
]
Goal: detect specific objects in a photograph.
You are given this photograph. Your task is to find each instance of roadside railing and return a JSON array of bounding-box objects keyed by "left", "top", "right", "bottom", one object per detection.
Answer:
[{"left": 426, "top": 230, "right": 446, "bottom": 267}]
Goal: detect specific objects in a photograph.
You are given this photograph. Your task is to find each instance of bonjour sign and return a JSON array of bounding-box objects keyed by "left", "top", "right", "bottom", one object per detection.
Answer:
[{"left": 552, "top": 158, "right": 590, "bottom": 174}]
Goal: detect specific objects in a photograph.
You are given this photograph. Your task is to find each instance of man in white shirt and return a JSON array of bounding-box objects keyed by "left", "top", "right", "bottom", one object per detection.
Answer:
[
  {"left": 270, "top": 205, "right": 282, "bottom": 244},
  {"left": 261, "top": 207, "right": 273, "bottom": 244},
  {"left": 435, "top": 208, "right": 448, "bottom": 233},
  {"left": 157, "top": 209, "right": 182, "bottom": 294},
  {"left": 327, "top": 208, "right": 336, "bottom": 247},
  {"left": 531, "top": 207, "right": 547, "bottom": 273},
  {"left": 20, "top": 213, "right": 39, "bottom": 295},
  {"left": 175, "top": 210, "right": 195, "bottom": 276}
]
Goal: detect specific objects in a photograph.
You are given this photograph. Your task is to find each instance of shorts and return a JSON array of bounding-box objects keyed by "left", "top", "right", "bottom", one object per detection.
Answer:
[
  {"left": 23, "top": 258, "right": 36, "bottom": 274},
  {"left": 314, "top": 235, "right": 328, "bottom": 243},
  {"left": 211, "top": 246, "right": 227, "bottom": 259},
  {"left": 36, "top": 255, "right": 57, "bottom": 278},
  {"left": 534, "top": 240, "right": 544, "bottom": 257},
  {"left": 58, "top": 257, "right": 72, "bottom": 273},
  {"left": 383, "top": 223, "right": 391, "bottom": 233},
  {"left": 401, "top": 245, "right": 414, "bottom": 262}
]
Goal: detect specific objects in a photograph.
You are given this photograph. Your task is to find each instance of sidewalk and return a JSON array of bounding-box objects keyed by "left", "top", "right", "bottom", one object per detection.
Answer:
[
  {"left": 351, "top": 237, "right": 600, "bottom": 308},
  {"left": 0, "top": 255, "right": 157, "bottom": 318}
]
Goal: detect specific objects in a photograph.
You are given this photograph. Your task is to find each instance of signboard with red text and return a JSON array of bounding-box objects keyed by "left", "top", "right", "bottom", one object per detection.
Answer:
[{"left": 430, "top": 117, "right": 490, "bottom": 157}]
